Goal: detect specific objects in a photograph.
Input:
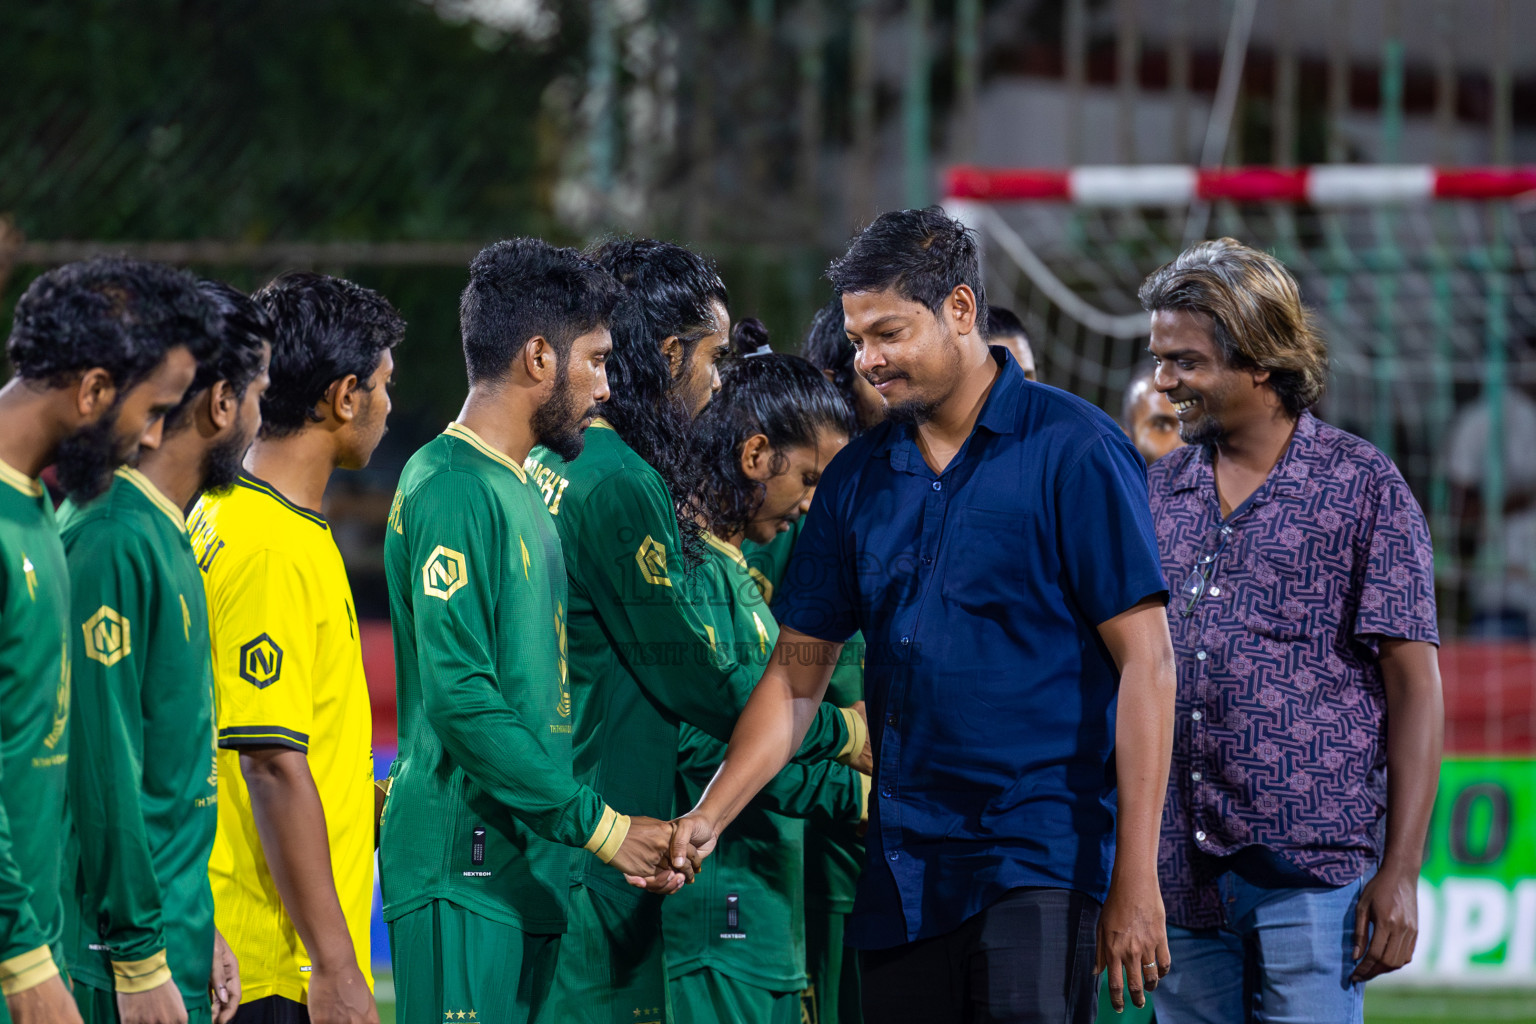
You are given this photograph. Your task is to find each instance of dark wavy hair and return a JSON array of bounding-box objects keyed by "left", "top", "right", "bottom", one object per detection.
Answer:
[
  {"left": 1138, "top": 238, "right": 1327, "bottom": 417},
  {"left": 827, "top": 206, "right": 988, "bottom": 327},
  {"left": 460, "top": 238, "right": 623, "bottom": 386},
  {"left": 587, "top": 238, "right": 729, "bottom": 558},
  {"left": 164, "top": 280, "right": 272, "bottom": 431},
  {"left": 252, "top": 271, "right": 405, "bottom": 438},
  {"left": 692, "top": 354, "right": 856, "bottom": 539},
  {"left": 800, "top": 296, "right": 859, "bottom": 408},
  {"left": 7, "top": 257, "right": 221, "bottom": 391}
]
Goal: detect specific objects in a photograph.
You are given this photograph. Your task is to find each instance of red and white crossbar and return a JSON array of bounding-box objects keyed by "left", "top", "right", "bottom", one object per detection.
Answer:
[{"left": 944, "top": 166, "right": 1536, "bottom": 205}]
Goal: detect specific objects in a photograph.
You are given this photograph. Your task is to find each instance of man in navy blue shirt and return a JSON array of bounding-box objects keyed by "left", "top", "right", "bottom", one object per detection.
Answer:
[{"left": 672, "top": 208, "right": 1177, "bottom": 1023}]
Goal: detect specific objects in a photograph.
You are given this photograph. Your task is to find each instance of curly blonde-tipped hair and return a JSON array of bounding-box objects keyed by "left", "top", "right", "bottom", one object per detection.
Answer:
[{"left": 1138, "top": 238, "right": 1328, "bottom": 416}]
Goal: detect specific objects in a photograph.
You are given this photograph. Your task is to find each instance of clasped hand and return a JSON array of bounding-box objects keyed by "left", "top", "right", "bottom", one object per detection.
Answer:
[{"left": 608, "top": 814, "right": 720, "bottom": 894}]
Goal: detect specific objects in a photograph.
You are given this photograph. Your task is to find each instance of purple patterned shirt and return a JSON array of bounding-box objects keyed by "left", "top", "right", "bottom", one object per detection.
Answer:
[{"left": 1147, "top": 411, "right": 1438, "bottom": 929}]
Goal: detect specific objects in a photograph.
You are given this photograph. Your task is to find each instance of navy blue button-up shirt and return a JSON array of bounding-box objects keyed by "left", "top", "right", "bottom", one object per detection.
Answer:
[{"left": 775, "top": 349, "right": 1168, "bottom": 948}]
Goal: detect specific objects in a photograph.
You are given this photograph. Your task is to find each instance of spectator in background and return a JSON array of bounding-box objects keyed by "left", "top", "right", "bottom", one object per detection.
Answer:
[
  {"left": 1141, "top": 239, "right": 1443, "bottom": 1024},
  {"left": 1123, "top": 362, "right": 1186, "bottom": 465},
  {"left": 983, "top": 305, "right": 1037, "bottom": 381},
  {"left": 1445, "top": 375, "right": 1536, "bottom": 637}
]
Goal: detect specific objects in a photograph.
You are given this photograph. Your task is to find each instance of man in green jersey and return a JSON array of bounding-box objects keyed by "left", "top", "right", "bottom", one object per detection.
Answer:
[
  {"left": 381, "top": 239, "right": 684, "bottom": 1024},
  {"left": 0, "top": 258, "right": 209, "bottom": 1024},
  {"left": 665, "top": 353, "right": 867, "bottom": 1024},
  {"left": 526, "top": 240, "right": 869, "bottom": 1024},
  {"left": 61, "top": 279, "right": 271, "bottom": 1024}
]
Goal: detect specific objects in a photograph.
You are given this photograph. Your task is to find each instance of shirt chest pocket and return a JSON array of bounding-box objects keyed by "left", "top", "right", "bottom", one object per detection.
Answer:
[
  {"left": 939, "top": 506, "right": 1053, "bottom": 613},
  {"left": 1230, "top": 548, "right": 1322, "bottom": 643}
]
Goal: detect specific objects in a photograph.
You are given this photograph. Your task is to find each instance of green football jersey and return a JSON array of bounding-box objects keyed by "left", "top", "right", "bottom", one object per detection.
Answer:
[
  {"left": 381, "top": 424, "right": 619, "bottom": 935},
  {"left": 743, "top": 521, "right": 866, "bottom": 914},
  {"left": 663, "top": 535, "right": 864, "bottom": 992},
  {"left": 0, "top": 458, "right": 70, "bottom": 997},
  {"left": 58, "top": 468, "right": 218, "bottom": 1004},
  {"left": 524, "top": 421, "right": 860, "bottom": 907}
]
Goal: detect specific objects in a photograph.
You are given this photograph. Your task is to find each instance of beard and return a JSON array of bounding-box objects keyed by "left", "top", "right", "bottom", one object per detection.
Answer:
[
  {"left": 883, "top": 392, "right": 944, "bottom": 425},
  {"left": 531, "top": 363, "right": 594, "bottom": 462},
  {"left": 55, "top": 408, "right": 129, "bottom": 503},
  {"left": 1173, "top": 392, "right": 1229, "bottom": 448},
  {"left": 199, "top": 427, "right": 254, "bottom": 496}
]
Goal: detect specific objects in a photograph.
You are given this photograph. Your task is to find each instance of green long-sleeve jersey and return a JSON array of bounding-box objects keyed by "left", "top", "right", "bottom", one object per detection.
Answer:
[
  {"left": 0, "top": 459, "right": 70, "bottom": 999},
  {"left": 743, "top": 521, "right": 866, "bottom": 914},
  {"left": 524, "top": 422, "right": 862, "bottom": 907},
  {"left": 381, "top": 424, "right": 624, "bottom": 935},
  {"left": 58, "top": 468, "right": 218, "bottom": 1004},
  {"left": 663, "top": 535, "right": 865, "bottom": 992}
]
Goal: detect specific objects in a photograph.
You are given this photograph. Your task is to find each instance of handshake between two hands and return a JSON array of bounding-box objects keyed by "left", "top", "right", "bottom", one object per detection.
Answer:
[{"left": 610, "top": 813, "right": 720, "bottom": 894}]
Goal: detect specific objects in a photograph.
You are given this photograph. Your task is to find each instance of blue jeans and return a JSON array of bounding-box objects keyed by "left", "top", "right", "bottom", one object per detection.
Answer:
[{"left": 1155, "top": 871, "right": 1367, "bottom": 1024}]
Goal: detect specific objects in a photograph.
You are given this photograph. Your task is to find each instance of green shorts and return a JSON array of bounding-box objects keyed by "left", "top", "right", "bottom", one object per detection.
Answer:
[
  {"left": 667, "top": 967, "right": 798, "bottom": 1024},
  {"left": 803, "top": 909, "right": 861, "bottom": 1024},
  {"left": 387, "top": 899, "right": 558, "bottom": 1024},
  {"left": 73, "top": 980, "right": 212, "bottom": 1024},
  {"left": 544, "top": 884, "right": 668, "bottom": 1024}
]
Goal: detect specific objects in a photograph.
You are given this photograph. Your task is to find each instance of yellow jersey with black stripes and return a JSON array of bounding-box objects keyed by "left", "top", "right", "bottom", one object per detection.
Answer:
[{"left": 188, "top": 473, "right": 373, "bottom": 1004}]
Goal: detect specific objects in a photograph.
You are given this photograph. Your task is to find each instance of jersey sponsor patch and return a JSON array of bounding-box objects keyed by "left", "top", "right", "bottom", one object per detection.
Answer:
[
  {"left": 635, "top": 535, "right": 671, "bottom": 587},
  {"left": 83, "top": 605, "right": 131, "bottom": 666},
  {"left": 421, "top": 545, "right": 468, "bottom": 600},
  {"left": 239, "top": 633, "right": 284, "bottom": 688}
]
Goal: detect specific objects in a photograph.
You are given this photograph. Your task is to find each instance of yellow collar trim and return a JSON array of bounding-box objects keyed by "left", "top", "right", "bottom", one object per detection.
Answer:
[
  {"left": 590, "top": 417, "right": 615, "bottom": 431},
  {"left": 445, "top": 423, "right": 528, "bottom": 483},
  {"left": 703, "top": 531, "right": 749, "bottom": 570},
  {"left": 0, "top": 457, "right": 42, "bottom": 499},
  {"left": 115, "top": 468, "right": 185, "bottom": 530}
]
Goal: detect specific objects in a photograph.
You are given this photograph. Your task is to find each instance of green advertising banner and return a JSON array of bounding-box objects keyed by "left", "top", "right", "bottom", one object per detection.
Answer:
[{"left": 1384, "top": 757, "right": 1536, "bottom": 986}]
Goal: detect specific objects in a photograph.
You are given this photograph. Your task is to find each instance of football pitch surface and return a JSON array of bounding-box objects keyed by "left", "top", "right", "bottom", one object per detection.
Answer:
[{"left": 369, "top": 973, "right": 1534, "bottom": 1023}]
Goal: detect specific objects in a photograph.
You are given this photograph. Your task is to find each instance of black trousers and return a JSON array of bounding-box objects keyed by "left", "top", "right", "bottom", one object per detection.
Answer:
[
  {"left": 860, "top": 887, "right": 1101, "bottom": 1024},
  {"left": 230, "top": 997, "right": 310, "bottom": 1024}
]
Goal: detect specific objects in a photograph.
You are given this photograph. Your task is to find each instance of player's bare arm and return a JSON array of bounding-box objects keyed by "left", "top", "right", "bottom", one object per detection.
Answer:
[{"left": 240, "top": 748, "right": 378, "bottom": 1024}]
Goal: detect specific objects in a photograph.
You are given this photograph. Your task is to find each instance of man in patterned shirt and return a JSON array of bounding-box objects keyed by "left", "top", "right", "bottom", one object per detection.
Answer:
[{"left": 1140, "top": 239, "right": 1443, "bottom": 1024}]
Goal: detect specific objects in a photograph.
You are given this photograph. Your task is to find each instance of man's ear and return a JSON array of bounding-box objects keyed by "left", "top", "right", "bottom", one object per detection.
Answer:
[
  {"left": 524, "top": 336, "right": 558, "bottom": 384},
  {"left": 325, "top": 374, "right": 362, "bottom": 425},
  {"left": 660, "top": 335, "right": 683, "bottom": 378},
  {"left": 739, "top": 433, "right": 773, "bottom": 481},
  {"left": 73, "top": 367, "right": 118, "bottom": 422},
  {"left": 946, "top": 284, "right": 979, "bottom": 338},
  {"left": 208, "top": 381, "right": 238, "bottom": 431},
  {"left": 1249, "top": 368, "right": 1272, "bottom": 388}
]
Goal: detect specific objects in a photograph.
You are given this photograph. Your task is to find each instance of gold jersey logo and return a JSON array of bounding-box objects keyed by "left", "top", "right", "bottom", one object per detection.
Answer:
[
  {"left": 555, "top": 601, "right": 570, "bottom": 718},
  {"left": 421, "top": 545, "right": 468, "bottom": 601},
  {"left": 83, "top": 606, "right": 131, "bottom": 667},
  {"left": 387, "top": 489, "right": 405, "bottom": 535},
  {"left": 43, "top": 639, "right": 70, "bottom": 751},
  {"left": 21, "top": 554, "right": 37, "bottom": 601},
  {"left": 635, "top": 535, "right": 671, "bottom": 587}
]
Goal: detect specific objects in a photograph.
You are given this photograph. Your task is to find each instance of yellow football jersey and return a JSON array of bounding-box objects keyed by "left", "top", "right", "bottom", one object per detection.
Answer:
[{"left": 189, "top": 474, "right": 373, "bottom": 1005}]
